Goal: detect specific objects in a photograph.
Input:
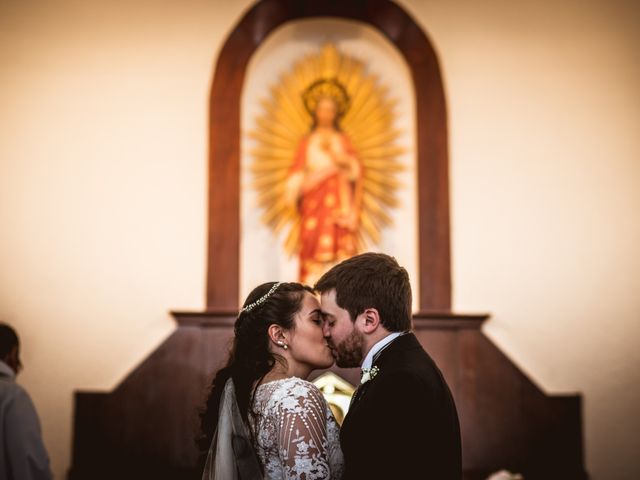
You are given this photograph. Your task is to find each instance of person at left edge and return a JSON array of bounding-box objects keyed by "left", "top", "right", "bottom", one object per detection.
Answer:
[{"left": 0, "top": 323, "right": 53, "bottom": 480}]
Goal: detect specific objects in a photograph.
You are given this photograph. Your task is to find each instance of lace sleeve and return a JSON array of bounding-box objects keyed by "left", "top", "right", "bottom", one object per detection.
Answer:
[{"left": 277, "top": 382, "right": 332, "bottom": 480}]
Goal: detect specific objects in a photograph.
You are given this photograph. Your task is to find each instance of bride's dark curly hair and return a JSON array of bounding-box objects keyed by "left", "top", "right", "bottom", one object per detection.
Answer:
[{"left": 197, "top": 281, "right": 312, "bottom": 463}]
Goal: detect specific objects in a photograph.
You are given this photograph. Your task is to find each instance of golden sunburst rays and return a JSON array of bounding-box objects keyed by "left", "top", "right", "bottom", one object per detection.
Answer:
[{"left": 249, "top": 43, "right": 405, "bottom": 254}]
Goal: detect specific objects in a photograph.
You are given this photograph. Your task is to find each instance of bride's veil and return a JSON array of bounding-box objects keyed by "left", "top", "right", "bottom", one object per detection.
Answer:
[{"left": 202, "top": 379, "right": 264, "bottom": 480}]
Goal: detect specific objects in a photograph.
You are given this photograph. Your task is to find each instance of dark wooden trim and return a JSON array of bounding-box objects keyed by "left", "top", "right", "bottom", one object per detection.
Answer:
[
  {"left": 207, "top": 0, "right": 451, "bottom": 311},
  {"left": 171, "top": 310, "right": 487, "bottom": 329},
  {"left": 414, "top": 313, "right": 489, "bottom": 330}
]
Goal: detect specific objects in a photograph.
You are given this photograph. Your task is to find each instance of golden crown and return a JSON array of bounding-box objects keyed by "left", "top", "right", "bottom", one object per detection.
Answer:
[{"left": 302, "top": 78, "right": 350, "bottom": 117}]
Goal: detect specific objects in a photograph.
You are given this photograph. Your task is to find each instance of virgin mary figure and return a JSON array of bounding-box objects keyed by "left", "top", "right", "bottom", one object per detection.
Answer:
[{"left": 286, "top": 79, "right": 363, "bottom": 285}]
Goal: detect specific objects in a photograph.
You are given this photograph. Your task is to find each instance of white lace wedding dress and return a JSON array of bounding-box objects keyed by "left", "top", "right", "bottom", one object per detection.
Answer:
[{"left": 249, "top": 377, "right": 344, "bottom": 480}]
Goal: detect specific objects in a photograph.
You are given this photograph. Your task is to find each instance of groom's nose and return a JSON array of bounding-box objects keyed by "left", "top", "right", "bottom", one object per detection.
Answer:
[{"left": 322, "top": 320, "right": 331, "bottom": 337}]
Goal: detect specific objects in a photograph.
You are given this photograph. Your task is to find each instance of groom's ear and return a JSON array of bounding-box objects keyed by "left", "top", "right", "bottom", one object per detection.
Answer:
[{"left": 360, "top": 308, "right": 381, "bottom": 334}]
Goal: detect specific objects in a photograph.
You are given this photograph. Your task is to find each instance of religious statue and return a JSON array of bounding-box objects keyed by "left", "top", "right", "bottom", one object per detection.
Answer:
[
  {"left": 286, "top": 79, "right": 362, "bottom": 283},
  {"left": 250, "top": 44, "right": 404, "bottom": 284}
]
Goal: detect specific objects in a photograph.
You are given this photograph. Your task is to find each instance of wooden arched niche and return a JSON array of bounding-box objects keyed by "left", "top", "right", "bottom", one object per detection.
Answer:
[{"left": 207, "top": 0, "right": 450, "bottom": 312}]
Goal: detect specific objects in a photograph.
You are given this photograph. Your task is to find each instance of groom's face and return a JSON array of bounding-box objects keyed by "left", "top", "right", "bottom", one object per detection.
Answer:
[{"left": 320, "top": 289, "right": 365, "bottom": 368}]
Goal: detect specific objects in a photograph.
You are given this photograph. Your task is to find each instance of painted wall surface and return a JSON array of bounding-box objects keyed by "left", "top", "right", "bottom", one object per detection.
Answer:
[{"left": 0, "top": 0, "right": 638, "bottom": 478}]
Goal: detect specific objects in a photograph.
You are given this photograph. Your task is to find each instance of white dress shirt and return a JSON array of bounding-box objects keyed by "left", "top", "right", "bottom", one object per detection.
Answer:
[{"left": 361, "top": 331, "right": 408, "bottom": 370}]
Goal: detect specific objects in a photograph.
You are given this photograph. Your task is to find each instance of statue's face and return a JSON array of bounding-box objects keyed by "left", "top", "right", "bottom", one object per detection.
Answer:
[{"left": 315, "top": 97, "right": 337, "bottom": 127}]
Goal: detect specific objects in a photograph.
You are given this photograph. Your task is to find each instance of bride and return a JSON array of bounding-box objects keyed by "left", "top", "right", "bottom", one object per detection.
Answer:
[{"left": 199, "top": 282, "right": 344, "bottom": 479}]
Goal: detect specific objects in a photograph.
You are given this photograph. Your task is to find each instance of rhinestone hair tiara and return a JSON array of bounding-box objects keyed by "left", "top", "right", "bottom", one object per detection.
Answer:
[{"left": 240, "top": 282, "right": 282, "bottom": 313}]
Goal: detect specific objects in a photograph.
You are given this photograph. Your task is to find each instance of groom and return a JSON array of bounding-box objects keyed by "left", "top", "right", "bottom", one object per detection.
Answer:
[{"left": 316, "top": 253, "right": 461, "bottom": 479}]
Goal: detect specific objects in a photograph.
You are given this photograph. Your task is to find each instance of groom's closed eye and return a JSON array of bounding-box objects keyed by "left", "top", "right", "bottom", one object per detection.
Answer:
[{"left": 322, "top": 314, "right": 336, "bottom": 328}]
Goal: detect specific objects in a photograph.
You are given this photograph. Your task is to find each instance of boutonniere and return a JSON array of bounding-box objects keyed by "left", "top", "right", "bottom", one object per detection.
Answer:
[{"left": 360, "top": 366, "right": 380, "bottom": 384}]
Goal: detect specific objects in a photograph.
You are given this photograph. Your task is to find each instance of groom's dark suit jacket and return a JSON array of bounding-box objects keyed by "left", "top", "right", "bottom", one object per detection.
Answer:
[{"left": 341, "top": 332, "right": 461, "bottom": 479}]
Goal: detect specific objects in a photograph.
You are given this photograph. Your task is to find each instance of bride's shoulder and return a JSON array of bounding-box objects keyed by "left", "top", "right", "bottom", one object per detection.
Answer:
[
  {"left": 275, "top": 376, "right": 320, "bottom": 393},
  {"left": 267, "top": 377, "right": 326, "bottom": 405}
]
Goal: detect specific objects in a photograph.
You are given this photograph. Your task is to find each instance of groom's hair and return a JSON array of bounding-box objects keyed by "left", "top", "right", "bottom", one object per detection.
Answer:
[{"left": 315, "top": 252, "right": 412, "bottom": 331}]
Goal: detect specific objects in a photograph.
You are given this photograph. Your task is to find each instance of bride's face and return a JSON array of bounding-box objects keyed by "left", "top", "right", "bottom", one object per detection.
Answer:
[{"left": 286, "top": 292, "right": 334, "bottom": 375}]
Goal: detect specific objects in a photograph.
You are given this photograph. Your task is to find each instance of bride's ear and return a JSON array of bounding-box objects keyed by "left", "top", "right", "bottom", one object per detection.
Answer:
[{"left": 267, "top": 324, "right": 289, "bottom": 349}]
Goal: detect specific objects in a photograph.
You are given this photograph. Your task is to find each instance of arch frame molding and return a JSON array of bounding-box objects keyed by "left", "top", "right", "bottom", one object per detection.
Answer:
[{"left": 207, "top": 0, "right": 451, "bottom": 312}]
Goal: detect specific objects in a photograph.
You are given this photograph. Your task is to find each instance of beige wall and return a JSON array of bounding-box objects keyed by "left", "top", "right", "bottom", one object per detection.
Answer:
[{"left": 0, "top": 0, "right": 638, "bottom": 478}]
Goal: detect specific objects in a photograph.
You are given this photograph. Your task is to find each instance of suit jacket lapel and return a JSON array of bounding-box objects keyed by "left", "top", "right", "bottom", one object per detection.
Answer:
[
  {"left": 372, "top": 332, "right": 420, "bottom": 370},
  {"left": 348, "top": 334, "right": 407, "bottom": 408},
  {"left": 348, "top": 377, "right": 371, "bottom": 410}
]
